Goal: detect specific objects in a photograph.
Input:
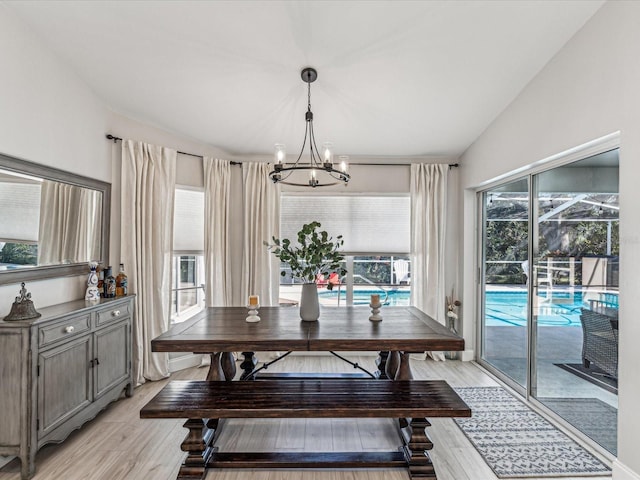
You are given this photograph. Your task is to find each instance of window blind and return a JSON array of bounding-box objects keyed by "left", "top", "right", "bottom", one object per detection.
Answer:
[
  {"left": 280, "top": 195, "right": 410, "bottom": 254},
  {"left": 173, "top": 188, "right": 204, "bottom": 252},
  {"left": 0, "top": 182, "right": 41, "bottom": 243}
]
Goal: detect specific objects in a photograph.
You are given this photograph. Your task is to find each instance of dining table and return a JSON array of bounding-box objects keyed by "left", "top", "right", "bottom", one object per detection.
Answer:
[
  {"left": 151, "top": 305, "right": 465, "bottom": 381},
  {"left": 149, "top": 305, "right": 466, "bottom": 478}
]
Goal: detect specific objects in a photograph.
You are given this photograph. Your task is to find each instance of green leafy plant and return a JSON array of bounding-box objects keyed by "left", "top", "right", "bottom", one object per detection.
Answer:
[{"left": 265, "top": 221, "right": 347, "bottom": 283}]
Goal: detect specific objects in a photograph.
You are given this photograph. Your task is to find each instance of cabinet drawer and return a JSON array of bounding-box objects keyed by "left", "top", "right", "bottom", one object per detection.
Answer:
[
  {"left": 39, "top": 315, "right": 91, "bottom": 347},
  {"left": 96, "top": 302, "right": 131, "bottom": 327}
]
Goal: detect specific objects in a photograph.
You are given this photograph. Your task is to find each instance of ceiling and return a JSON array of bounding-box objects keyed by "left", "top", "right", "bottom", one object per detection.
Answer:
[{"left": 5, "top": 1, "right": 604, "bottom": 159}]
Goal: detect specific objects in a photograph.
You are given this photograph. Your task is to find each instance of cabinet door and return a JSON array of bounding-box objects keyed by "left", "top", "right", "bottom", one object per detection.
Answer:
[
  {"left": 38, "top": 335, "right": 92, "bottom": 438},
  {"left": 93, "top": 319, "right": 130, "bottom": 399}
]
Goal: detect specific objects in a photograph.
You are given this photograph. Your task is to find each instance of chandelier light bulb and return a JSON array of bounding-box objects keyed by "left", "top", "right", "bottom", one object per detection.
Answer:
[
  {"left": 274, "top": 144, "right": 286, "bottom": 164},
  {"left": 339, "top": 155, "right": 349, "bottom": 173},
  {"left": 322, "top": 142, "right": 333, "bottom": 165}
]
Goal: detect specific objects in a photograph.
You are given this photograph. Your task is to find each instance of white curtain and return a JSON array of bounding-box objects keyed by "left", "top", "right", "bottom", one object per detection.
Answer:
[
  {"left": 410, "top": 164, "right": 448, "bottom": 360},
  {"left": 121, "top": 139, "right": 177, "bottom": 384},
  {"left": 38, "top": 180, "right": 101, "bottom": 265},
  {"left": 203, "top": 157, "right": 232, "bottom": 306},
  {"left": 241, "top": 162, "right": 280, "bottom": 306}
]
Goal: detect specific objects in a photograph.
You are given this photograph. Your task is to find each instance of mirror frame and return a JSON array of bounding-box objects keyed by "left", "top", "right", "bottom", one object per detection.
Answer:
[{"left": 0, "top": 152, "right": 111, "bottom": 286}]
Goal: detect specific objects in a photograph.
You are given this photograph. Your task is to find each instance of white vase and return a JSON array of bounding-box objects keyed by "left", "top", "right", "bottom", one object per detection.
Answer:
[{"left": 299, "top": 283, "right": 320, "bottom": 321}]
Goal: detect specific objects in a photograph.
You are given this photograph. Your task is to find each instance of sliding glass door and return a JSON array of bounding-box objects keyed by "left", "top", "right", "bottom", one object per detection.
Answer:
[
  {"left": 479, "top": 149, "right": 619, "bottom": 455},
  {"left": 531, "top": 152, "right": 619, "bottom": 455},
  {"left": 480, "top": 178, "right": 530, "bottom": 389}
]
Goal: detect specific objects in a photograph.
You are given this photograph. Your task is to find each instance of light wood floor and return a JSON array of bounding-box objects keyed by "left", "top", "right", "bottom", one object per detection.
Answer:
[{"left": 0, "top": 355, "right": 612, "bottom": 480}]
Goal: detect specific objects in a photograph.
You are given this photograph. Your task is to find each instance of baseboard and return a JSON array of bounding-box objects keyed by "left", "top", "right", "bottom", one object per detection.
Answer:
[
  {"left": 168, "top": 353, "right": 202, "bottom": 372},
  {"left": 613, "top": 460, "right": 640, "bottom": 480},
  {"left": 459, "top": 349, "right": 475, "bottom": 362}
]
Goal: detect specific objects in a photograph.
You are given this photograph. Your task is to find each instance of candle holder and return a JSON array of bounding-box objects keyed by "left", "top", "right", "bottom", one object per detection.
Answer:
[
  {"left": 369, "top": 302, "right": 382, "bottom": 322},
  {"left": 246, "top": 302, "right": 261, "bottom": 322}
]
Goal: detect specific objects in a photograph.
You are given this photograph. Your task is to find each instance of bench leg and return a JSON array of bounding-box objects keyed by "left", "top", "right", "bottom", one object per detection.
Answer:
[
  {"left": 403, "top": 417, "right": 436, "bottom": 479},
  {"left": 177, "top": 418, "right": 217, "bottom": 480}
]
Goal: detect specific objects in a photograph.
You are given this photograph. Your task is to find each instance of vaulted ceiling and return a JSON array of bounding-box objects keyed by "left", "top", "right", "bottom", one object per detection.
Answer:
[{"left": 5, "top": 1, "right": 604, "bottom": 159}]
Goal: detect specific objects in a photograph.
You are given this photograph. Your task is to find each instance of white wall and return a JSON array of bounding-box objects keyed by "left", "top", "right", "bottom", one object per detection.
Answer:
[
  {"left": 0, "top": 5, "right": 110, "bottom": 310},
  {"left": 459, "top": 1, "right": 639, "bottom": 476},
  {"left": 0, "top": 4, "right": 109, "bottom": 181}
]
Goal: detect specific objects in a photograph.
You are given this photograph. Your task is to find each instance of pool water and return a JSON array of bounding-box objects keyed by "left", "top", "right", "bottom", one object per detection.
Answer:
[
  {"left": 318, "top": 288, "right": 618, "bottom": 327},
  {"left": 318, "top": 289, "right": 410, "bottom": 306},
  {"left": 486, "top": 290, "right": 596, "bottom": 327}
]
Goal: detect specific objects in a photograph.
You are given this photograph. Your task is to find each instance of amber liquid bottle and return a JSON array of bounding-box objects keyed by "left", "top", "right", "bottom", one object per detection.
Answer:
[
  {"left": 103, "top": 266, "right": 116, "bottom": 298},
  {"left": 116, "top": 263, "right": 128, "bottom": 296},
  {"left": 97, "top": 265, "right": 104, "bottom": 297}
]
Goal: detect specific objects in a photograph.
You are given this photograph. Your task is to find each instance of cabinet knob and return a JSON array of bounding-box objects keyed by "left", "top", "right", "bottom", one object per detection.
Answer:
[
  {"left": 64, "top": 325, "right": 75, "bottom": 333},
  {"left": 112, "top": 310, "right": 121, "bottom": 317}
]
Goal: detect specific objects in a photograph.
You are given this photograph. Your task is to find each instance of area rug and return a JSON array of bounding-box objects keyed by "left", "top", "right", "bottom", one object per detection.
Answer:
[
  {"left": 555, "top": 363, "right": 618, "bottom": 394},
  {"left": 453, "top": 386, "right": 611, "bottom": 478},
  {"left": 542, "top": 397, "right": 617, "bottom": 455}
]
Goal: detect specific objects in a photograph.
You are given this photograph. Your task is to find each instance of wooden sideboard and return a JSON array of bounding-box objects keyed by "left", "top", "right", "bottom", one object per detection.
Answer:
[{"left": 0, "top": 296, "right": 134, "bottom": 479}]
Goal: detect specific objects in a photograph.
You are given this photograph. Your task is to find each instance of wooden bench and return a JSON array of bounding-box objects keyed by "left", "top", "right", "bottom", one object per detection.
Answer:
[{"left": 140, "top": 378, "right": 471, "bottom": 480}]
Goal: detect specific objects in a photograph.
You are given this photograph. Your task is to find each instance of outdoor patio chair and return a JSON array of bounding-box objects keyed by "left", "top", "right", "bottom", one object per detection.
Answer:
[
  {"left": 579, "top": 308, "right": 618, "bottom": 379},
  {"left": 394, "top": 259, "right": 410, "bottom": 285}
]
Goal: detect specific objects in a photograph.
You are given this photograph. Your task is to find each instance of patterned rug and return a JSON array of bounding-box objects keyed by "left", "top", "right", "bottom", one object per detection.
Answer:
[{"left": 453, "top": 386, "right": 611, "bottom": 478}]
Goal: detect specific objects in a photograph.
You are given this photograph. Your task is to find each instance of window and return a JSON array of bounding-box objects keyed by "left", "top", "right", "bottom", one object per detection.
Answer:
[
  {"left": 171, "top": 188, "right": 205, "bottom": 323},
  {"left": 170, "top": 254, "right": 205, "bottom": 323},
  {"left": 279, "top": 194, "right": 411, "bottom": 306}
]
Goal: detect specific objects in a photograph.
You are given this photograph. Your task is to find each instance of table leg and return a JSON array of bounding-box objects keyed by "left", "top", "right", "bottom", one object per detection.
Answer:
[
  {"left": 240, "top": 352, "right": 257, "bottom": 380},
  {"left": 221, "top": 352, "right": 236, "bottom": 381},
  {"left": 206, "top": 353, "right": 225, "bottom": 381},
  {"left": 375, "top": 351, "right": 390, "bottom": 379},
  {"left": 386, "top": 351, "right": 401, "bottom": 379},
  {"left": 395, "top": 351, "right": 414, "bottom": 380},
  {"left": 200, "top": 353, "right": 229, "bottom": 478},
  {"left": 394, "top": 352, "right": 413, "bottom": 429}
]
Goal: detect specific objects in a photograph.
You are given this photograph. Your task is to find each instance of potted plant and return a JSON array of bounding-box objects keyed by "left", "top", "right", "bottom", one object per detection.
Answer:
[{"left": 265, "top": 221, "right": 346, "bottom": 321}]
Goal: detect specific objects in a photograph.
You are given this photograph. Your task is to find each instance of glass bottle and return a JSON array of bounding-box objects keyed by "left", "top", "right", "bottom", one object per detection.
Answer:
[
  {"left": 116, "top": 263, "right": 128, "bottom": 296},
  {"left": 103, "top": 265, "right": 116, "bottom": 298},
  {"left": 97, "top": 264, "right": 104, "bottom": 296}
]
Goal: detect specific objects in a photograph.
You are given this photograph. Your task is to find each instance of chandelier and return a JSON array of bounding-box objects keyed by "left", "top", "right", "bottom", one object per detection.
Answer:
[{"left": 269, "top": 67, "right": 350, "bottom": 187}]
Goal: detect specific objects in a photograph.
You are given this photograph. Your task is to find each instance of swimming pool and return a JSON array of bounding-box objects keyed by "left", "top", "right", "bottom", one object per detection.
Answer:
[
  {"left": 485, "top": 290, "right": 616, "bottom": 327},
  {"left": 318, "top": 288, "right": 618, "bottom": 327},
  {"left": 318, "top": 289, "right": 410, "bottom": 306}
]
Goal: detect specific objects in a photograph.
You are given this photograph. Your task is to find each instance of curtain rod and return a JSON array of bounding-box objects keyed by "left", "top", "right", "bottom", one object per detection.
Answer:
[
  {"left": 106, "top": 134, "right": 459, "bottom": 168},
  {"left": 356, "top": 162, "right": 459, "bottom": 168},
  {"left": 106, "top": 134, "right": 241, "bottom": 165}
]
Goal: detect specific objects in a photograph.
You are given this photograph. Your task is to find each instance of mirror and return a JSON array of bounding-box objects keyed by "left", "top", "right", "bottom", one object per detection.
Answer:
[{"left": 0, "top": 152, "right": 110, "bottom": 285}]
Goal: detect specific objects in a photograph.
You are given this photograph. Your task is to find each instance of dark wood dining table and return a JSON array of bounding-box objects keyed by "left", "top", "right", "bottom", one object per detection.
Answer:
[{"left": 151, "top": 305, "right": 465, "bottom": 381}]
